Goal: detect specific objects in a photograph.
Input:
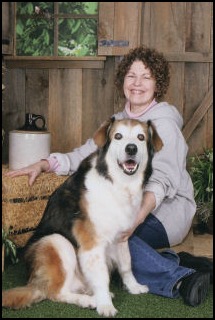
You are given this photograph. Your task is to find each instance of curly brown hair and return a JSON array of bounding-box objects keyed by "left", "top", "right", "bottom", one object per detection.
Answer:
[{"left": 114, "top": 46, "right": 170, "bottom": 101}]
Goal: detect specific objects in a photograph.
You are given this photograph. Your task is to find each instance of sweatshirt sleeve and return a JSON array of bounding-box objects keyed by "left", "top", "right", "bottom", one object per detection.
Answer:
[
  {"left": 47, "top": 138, "right": 98, "bottom": 175},
  {"left": 144, "top": 118, "right": 188, "bottom": 210}
]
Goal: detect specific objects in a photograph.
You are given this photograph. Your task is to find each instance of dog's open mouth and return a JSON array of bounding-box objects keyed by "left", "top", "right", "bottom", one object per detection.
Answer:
[{"left": 118, "top": 159, "right": 139, "bottom": 175}]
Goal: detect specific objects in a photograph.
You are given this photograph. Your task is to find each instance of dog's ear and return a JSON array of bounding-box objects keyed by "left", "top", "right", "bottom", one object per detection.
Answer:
[
  {"left": 147, "top": 120, "right": 163, "bottom": 152},
  {"left": 93, "top": 116, "right": 115, "bottom": 147}
]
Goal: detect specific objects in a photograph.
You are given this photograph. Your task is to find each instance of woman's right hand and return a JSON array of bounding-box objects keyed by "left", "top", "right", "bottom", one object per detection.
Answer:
[{"left": 5, "top": 160, "right": 50, "bottom": 186}]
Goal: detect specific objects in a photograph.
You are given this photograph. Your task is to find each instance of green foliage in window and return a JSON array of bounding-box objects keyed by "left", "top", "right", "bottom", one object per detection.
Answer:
[
  {"left": 16, "top": 2, "right": 98, "bottom": 57},
  {"left": 16, "top": 2, "right": 54, "bottom": 56},
  {"left": 17, "top": 2, "right": 54, "bottom": 15},
  {"left": 59, "top": 2, "right": 98, "bottom": 14},
  {"left": 58, "top": 18, "right": 97, "bottom": 56}
]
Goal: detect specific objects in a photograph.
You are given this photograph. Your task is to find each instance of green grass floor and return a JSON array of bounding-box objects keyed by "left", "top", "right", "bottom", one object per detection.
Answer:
[{"left": 2, "top": 260, "right": 213, "bottom": 318}]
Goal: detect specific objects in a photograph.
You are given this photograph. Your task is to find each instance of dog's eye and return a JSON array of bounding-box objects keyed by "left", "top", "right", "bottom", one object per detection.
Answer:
[
  {"left": 138, "top": 134, "right": 145, "bottom": 141},
  {"left": 114, "top": 133, "right": 122, "bottom": 140}
]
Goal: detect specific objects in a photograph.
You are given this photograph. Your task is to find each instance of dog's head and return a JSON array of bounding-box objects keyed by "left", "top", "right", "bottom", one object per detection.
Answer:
[{"left": 93, "top": 117, "right": 163, "bottom": 184}]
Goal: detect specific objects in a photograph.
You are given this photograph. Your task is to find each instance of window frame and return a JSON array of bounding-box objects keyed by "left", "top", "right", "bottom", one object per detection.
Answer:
[
  {"left": 14, "top": 2, "right": 100, "bottom": 59},
  {"left": 5, "top": 2, "right": 143, "bottom": 68}
]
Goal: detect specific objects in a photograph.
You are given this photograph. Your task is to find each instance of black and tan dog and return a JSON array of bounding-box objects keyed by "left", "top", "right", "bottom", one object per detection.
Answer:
[{"left": 2, "top": 118, "right": 163, "bottom": 317}]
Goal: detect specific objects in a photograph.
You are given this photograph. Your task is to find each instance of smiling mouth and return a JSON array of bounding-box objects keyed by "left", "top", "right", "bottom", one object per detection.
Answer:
[
  {"left": 131, "top": 90, "right": 145, "bottom": 95},
  {"left": 118, "top": 159, "right": 139, "bottom": 175}
]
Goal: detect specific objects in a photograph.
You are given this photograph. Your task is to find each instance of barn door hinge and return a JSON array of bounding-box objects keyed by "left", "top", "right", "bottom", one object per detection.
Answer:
[{"left": 98, "top": 40, "right": 129, "bottom": 47}]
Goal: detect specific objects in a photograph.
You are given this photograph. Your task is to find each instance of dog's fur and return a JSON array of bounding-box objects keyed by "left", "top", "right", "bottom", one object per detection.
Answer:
[{"left": 2, "top": 118, "right": 163, "bottom": 317}]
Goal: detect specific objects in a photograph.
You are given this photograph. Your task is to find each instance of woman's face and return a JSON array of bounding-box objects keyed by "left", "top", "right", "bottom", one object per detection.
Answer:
[{"left": 123, "top": 60, "right": 156, "bottom": 112}]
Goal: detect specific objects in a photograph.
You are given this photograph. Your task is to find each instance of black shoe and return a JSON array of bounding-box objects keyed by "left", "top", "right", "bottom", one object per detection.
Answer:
[
  {"left": 179, "top": 272, "right": 210, "bottom": 307},
  {"left": 178, "top": 252, "right": 213, "bottom": 283}
]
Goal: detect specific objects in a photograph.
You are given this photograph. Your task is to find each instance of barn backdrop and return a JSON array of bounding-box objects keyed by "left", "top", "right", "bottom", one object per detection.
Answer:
[{"left": 2, "top": 2, "right": 213, "bottom": 163}]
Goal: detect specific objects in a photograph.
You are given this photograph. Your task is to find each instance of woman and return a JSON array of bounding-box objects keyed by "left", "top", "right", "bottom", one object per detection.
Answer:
[{"left": 7, "top": 46, "right": 212, "bottom": 306}]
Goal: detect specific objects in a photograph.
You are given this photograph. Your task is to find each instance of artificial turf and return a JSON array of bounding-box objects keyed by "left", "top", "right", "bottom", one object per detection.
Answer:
[{"left": 2, "top": 260, "right": 213, "bottom": 318}]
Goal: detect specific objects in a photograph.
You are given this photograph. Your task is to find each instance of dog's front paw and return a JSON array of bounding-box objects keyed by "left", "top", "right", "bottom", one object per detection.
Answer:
[
  {"left": 97, "top": 304, "right": 118, "bottom": 317},
  {"left": 81, "top": 295, "right": 96, "bottom": 309},
  {"left": 128, "top": 283, "right": 149, "bottom": 295}
]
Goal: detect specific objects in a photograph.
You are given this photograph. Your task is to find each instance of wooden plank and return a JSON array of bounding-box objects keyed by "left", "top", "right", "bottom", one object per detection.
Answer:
[
  {"left": 206, "top": 63, "right": 213, "bottom": 148},
  {"left": 82, "top": 57, "right": 115, "bottom": 142},
  {"left": 140, "top": 2, "right": 213, "bottom": 155},
  {"left": 165, "top": 62, "right": 184, "bottom": 115},
  {"left": 98, "top": 2, "right": 142, "bottom": 56},
  {"left": 148, "top": 2, "right": 186, "bottom": 51},
  {"left": 5, "top": 52, "right": 212, "bottom": 69},
  {"left": 98, "top": 2, "right": 115, "bottom": 56},
  {"left": 112, "top": 2, "right": 142, "bottom": 56},
  {"left": 48, "top": 69, "right": 82, "bottom": 153},
  {"left": 182, "top": 86, "right": 213, "bottom": 141},
  {"left": 2, "top": 2, "right": 10, "bottom": 39},
  {"left": 25, "top": 69, "right": 49, "bottom": 124},
  {"left": 207, "top": 6, "right": 213, "bottom": 149},
  {"left": 4, "top": 69, "right": 26, "bottom": 125},
  {"left": 172, "top": 229, "right": 194, "bottom": 254},
  {"left": 210, "top": 2, "right": 213, "bottom": 51},
  {"left": 2, "top": 2, "right": 13, "bottom": 55},
  {"left": 4, "top": 56, "right": 106, "bottom": 61},
  {"left": 193, "top": 234, "right": 213, "bottom": 258},
  {"left": 172, "top": 231, "right": 213, "bottom": 258},
  {"left": 5, "top": 59, "right": 105, "bottom": 69},
  {"left": 113, "top": 57, "right": 127, "bottom": 114},
  {"left": 206, "top": 105, "right": 213, "bottom": 150},
  {"left": 183, "top": 2, "right": 212, "bottom": 154},
  {"left": 141, "top": 2, "right": 151, "bottom": 46},
  {"left": 185, "top": 2, "right": 212, "bottom": 52},
  {"left": 164, "top": 52, "right": 212, "bottom": 62},
  {"left": 145, "top": 3, "right": 186, "bottom": 115},
  {"left": 2, "top": 69, "right": 26, "bottom": 163}
]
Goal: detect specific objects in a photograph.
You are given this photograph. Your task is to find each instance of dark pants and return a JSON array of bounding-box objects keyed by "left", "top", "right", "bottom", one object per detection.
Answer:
[{"left": 128, "top": 214, "right": 195, "bottom": 298}]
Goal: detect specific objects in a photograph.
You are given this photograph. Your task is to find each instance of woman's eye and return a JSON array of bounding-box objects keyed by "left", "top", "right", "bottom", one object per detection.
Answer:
[
  {"left": 114, "top": 133, "right": 122, "bottom": 140},
  {"left": 138, "top": 134, "right": 145, "bottom": 141},
  {"left": 126, "top": 74, "right": 134, "bottom": 78}
]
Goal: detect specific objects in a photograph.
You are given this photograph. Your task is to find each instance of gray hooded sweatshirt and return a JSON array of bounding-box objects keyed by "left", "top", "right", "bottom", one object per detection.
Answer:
[{"left": 49, "top": 101, "right": 196, "bottom": 246}]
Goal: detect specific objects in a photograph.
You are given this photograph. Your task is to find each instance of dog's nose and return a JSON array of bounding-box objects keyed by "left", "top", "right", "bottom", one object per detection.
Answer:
[{"left": 125, "top": 144, "right": 137, "bottom": 156}]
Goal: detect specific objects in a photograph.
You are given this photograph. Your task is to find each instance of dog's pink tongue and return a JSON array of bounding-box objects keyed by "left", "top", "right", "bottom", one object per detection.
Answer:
[
  {"left": 125, "top": 160, "right": 136, "bottom": 169},
  {"left": 123, "top": 160, "right": 137, "bottom": 171}
]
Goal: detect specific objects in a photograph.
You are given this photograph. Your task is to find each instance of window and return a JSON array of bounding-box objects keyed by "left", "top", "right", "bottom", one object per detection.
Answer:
[{"left": 15, "top": 2, "right": 98, "bottom": 57}]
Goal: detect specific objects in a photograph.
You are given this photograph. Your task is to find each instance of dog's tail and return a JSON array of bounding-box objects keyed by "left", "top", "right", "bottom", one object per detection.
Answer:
[{"left": 2, "top": 285, "right": 45, "bottom": 309}]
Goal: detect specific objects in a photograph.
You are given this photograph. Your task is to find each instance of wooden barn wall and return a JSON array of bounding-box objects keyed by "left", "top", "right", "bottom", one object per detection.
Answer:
[
  {"left": 2, "top": 2, "right": 213, "bottom": 163},
  {"left": 2, "top": 61, "right": 115, "bottom": 162},
  {"left": 141, "top": 2, "right": 213, "bottom": 155}
]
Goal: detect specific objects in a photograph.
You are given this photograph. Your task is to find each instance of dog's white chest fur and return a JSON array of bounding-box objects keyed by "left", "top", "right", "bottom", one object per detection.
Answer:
[{"left": 85, "top": 165, "right": 143, "bottom": 242}]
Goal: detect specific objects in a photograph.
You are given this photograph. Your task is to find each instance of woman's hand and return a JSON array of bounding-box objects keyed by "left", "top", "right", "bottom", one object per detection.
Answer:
[
  {"left": 119, "top": 226, "right": 137, "bottom": 242},
  {"left": 119, "top": 191, "right": 156, "bottom": 242},
  {"left": 5, "top": 160, "right": 50, "bottom": 186}
]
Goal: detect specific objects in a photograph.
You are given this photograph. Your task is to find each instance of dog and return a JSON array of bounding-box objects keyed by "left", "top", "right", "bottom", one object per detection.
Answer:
[{"left": 2, "top": 117, "right": 163, "bottom": 317}]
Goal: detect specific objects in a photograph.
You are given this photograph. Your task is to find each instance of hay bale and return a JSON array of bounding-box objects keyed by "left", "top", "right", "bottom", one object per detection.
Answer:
[{"left": 2, "top": 165, "right": 68, "bottom": 247}]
